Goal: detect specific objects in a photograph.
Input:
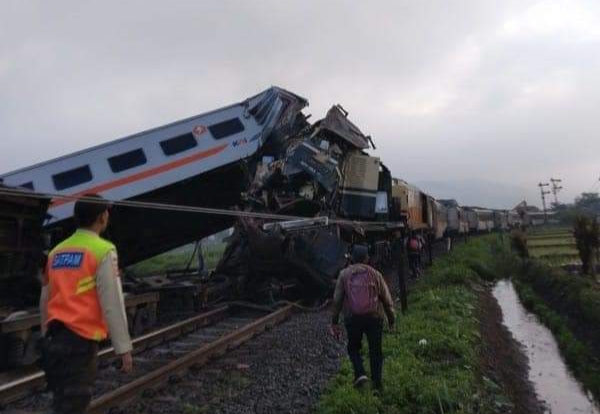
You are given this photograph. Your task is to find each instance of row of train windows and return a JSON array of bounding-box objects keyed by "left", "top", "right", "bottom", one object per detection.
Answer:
[{"left": 21, "top": 118, "right": 246, "bottom": 191}]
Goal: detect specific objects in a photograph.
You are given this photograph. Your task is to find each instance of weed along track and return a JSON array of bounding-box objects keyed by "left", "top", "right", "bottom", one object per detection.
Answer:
[{"left": 1, "top": 304, "right": 294, "bottom": 414}]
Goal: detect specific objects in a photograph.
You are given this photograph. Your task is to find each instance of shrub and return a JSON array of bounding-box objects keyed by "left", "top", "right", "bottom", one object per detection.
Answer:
[{"left": 573, "top": 215, "right": 600, "bottom": 275}]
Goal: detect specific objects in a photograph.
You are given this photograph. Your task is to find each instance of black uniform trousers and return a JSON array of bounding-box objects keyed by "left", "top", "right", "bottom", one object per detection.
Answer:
[
  {"left": 41, "top": 322, "right": 98, "bottom": 414},
  {"left": 344, "top": 314, "right": 384, "bottom": 389}
]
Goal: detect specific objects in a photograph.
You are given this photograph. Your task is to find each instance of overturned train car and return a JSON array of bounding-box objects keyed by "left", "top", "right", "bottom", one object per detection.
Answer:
[
  {"left": 213, "top": 104, "right": 403, "bottom": 295},
  {"left": 0, "top": 88, "right": 403, "bottom": 301}
]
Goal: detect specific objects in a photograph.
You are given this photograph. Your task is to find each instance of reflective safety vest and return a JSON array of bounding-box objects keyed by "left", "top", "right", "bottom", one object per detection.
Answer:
[{"left": 46, "top": 230, "right": 116, "bottom": 341}]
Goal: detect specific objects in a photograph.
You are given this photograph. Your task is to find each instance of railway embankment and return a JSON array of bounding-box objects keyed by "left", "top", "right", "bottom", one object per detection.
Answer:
[{"left": 318, "top": 237, "right": 544, "bottom": 414}]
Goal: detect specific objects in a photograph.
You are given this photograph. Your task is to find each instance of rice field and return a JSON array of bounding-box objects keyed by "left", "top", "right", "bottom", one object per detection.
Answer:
[{"left": 527, "top": 227, "right": 579, "bottom": 266}]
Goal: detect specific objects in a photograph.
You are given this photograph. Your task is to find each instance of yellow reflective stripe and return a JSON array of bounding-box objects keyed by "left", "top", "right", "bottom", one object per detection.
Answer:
[
  {"left": 75, "top": 276, "right": 96, "bottom": 295},
  {"left": 51, "top": 230, "right": 115, "bottom": 263},
  {"left": 92, "top": 330, "right": 104, "bottom": 341}
]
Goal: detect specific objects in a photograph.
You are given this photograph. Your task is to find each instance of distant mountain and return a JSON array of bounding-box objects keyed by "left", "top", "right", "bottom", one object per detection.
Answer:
[{"left": 414, "top": 179, "right": 538, "bottom": 210}]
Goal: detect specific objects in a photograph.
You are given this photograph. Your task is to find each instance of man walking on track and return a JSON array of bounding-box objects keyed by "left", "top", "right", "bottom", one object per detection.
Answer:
[
  {"left": 406, "top": 231, "right": 423, "bottom": 279},
  {"left": 39, "top": 194, "right": 133, "bottom": 414},
  {"left": 330, "top": 245, "right": 395, "bottom": 391}
]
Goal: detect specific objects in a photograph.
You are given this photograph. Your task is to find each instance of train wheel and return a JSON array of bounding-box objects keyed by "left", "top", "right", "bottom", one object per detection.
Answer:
[{"left": 132, "top": 305, "right": 157, "bottom": 337}]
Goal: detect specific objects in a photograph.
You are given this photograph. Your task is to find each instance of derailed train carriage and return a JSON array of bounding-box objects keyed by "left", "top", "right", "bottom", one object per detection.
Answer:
[
  {"left": 0, "top": 185, "right": 49, "bottom": 369},
  {"left": 0, "top": 85, "right": 529, "bottom": 302},
  {"left": 0, "top": 86, "right": 534, "bottom": 368}
]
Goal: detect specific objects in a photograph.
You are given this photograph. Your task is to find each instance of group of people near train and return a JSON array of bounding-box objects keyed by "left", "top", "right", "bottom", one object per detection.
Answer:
[{"left": 39, "top": 195, "right": 427, "bottom": 413}]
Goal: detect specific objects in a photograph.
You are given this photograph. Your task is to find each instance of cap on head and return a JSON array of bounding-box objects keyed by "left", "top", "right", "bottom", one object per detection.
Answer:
[
  {"left": 351, "top": 244, "right": 369, "bottom": 263},
  {"left": 74, "top": 194, "right": 111, "bottom": 228}
]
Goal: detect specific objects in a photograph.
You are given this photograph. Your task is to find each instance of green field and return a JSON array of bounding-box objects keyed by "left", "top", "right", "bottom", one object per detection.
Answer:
[
  {"left": 528, "top": 237, "right": 575, "bottom": 247},
  {"left": 127, "top": 242, "right": 226, "bottom": 276},
  {"left": 527, "top": 227, "right": 579, "bottom": 266}
]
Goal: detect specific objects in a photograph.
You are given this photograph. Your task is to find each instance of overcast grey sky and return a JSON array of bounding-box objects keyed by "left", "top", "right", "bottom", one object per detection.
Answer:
[{"left": 1, "top": 1, "right": 599, "bottom": 208}]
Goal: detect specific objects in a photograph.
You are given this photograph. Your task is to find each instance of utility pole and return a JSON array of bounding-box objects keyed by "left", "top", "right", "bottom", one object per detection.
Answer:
[
  {"left": 550, "top": 178, "right": 563, "bottom": 206},
  {"left": 538, "top": 182, "right": 551, "bottom": 223}
]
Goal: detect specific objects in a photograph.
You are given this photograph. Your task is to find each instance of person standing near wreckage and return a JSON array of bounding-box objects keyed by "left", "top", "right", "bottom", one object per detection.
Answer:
[
  {"left": 39, "top": 194, "right": 132, "bottom": 414},
  {"left": 330, "top": 245, "right": 395, "bottom": 392}
]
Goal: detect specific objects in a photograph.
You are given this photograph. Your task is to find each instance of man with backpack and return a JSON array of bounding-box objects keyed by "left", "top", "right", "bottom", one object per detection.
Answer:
[
  {"left": 330, "top": 245, "right": 395, "bottom": 391},
  {"left": 406, "top": 231, "right": 423, "bottom": 279}
]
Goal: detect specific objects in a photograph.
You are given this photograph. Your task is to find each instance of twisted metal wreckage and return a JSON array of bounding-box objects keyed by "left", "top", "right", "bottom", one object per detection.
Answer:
[
  {"left": 214, "top": 104, "right": 399, "bottom": 297},
  {"left": 0, "top": 87, "right": 526, "bottom": 368},
  {"left": 0, "top": 87, "right": 400, "bottom": 305}
]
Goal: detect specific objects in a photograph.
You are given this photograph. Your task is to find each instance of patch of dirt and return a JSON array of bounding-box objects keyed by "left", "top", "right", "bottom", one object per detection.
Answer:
[{"left": 478, "top": 286, "right": 546, "bottom": 414}]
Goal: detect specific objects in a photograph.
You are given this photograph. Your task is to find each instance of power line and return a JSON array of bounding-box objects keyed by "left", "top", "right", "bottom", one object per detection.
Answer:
[
  {"left": 538, "top": 182, "right": 550, "bottom": 223},
  {"left": 0, "top": 187, "right": 401, "bottom": 229},
  {"left": 550, "top": 178, "right": 563, "bottom": 205}
]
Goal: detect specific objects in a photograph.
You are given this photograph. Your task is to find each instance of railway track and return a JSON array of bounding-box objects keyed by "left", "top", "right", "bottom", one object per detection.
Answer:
[{"left": 0, "top": 303, "right": 295, "bottom": 414}]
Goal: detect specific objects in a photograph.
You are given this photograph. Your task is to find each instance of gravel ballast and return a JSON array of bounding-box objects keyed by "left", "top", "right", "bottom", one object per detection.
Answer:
[{"left": 127, "top": 309, "right": 346, "bottom": 414}]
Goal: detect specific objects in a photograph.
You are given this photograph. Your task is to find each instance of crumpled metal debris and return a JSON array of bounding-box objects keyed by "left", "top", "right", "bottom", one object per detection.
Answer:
[
  {"left": 216, "top": 105, "right": 394, "bottom": 295},
  {"left": 317, "top": 105, "right": 372, "bottom": 150}
]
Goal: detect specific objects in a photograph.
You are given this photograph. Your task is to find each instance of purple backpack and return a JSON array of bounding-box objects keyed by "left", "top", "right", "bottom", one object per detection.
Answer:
[{"left": 345, "top": 267, "right": 378, "bottom": 315}]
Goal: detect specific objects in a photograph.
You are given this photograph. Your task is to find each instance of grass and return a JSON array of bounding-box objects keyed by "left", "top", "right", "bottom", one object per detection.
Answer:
[
  {"left": 528, "top": 238, "right": 575, "bottom": 247},
  {"left": 513, "top": 278, "right": 600, "bottom": 400},
  {"left": 538, "top": 254, "right": 581, "bottom": 267},
  {"left": 127, "top": 242, "right": 225, "bottom": 276},
  {"left": 504, "top": 245, "right": 600, "bottom": 401},
  {"left": 318, "top": 236, "right": 511, "bottom": 414},
  {"left": 528, "top": 246, "right": 578, "bottom": 257},
  {"left": 528, "top": 226, "right": 572, "bottom": 236}
]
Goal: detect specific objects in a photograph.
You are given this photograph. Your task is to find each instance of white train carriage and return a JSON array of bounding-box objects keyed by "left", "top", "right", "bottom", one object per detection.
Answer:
[
  {"left": 493, "top": 210, "right": 509, "bottom": 231},
  {"left": 463, "top": 208, "right": 479, "bottom": 233},
  {"left": 439, "top": 199, "right": 468, "bottom": 236},
  {"left": 0, "top": 87, "right": 308, "bottom": 265},
  {"left": 473, "top": 208, "right": 495, "bottom": 232},
  {"left": 432, "top": 200, "right": 448, "bottom": 240},
  {"left": 508, "top": 211, "right": 522, "bottom": 228}
]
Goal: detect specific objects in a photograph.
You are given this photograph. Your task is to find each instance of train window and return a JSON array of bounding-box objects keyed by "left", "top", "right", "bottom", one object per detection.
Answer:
[
  {"left": 108, "top": 148, "right": 147, "bottom": 173},
  {"left": 160, "top": 133, "right": 198, "bottom": 156},
  {"left": 52, "top": 165, "right": 93, "bottom": 190},
  {"left": 19, "top": 182, "right": 34, "bottom": 190},
  {"left": 208, "top": 118, "right": 245, "bottom": 139}
]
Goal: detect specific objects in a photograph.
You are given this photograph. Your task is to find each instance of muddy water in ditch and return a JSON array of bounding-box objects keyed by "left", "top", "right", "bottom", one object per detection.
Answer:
[{"left": 493, "top": 280, "right": 600, "bottom": 414}]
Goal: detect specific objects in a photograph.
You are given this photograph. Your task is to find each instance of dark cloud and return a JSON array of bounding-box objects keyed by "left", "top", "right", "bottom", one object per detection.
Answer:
[{"left": 1, "top": 0, "right": 599, "bottom": 206}]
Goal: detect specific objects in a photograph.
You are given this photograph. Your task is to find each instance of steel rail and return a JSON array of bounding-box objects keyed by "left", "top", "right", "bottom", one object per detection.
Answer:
[
  {"left": 0, "top": 306, "right": 230, "bottom": 405},
  {"left": 88, "top": 304, "right": 294, "bottom": 414}
]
